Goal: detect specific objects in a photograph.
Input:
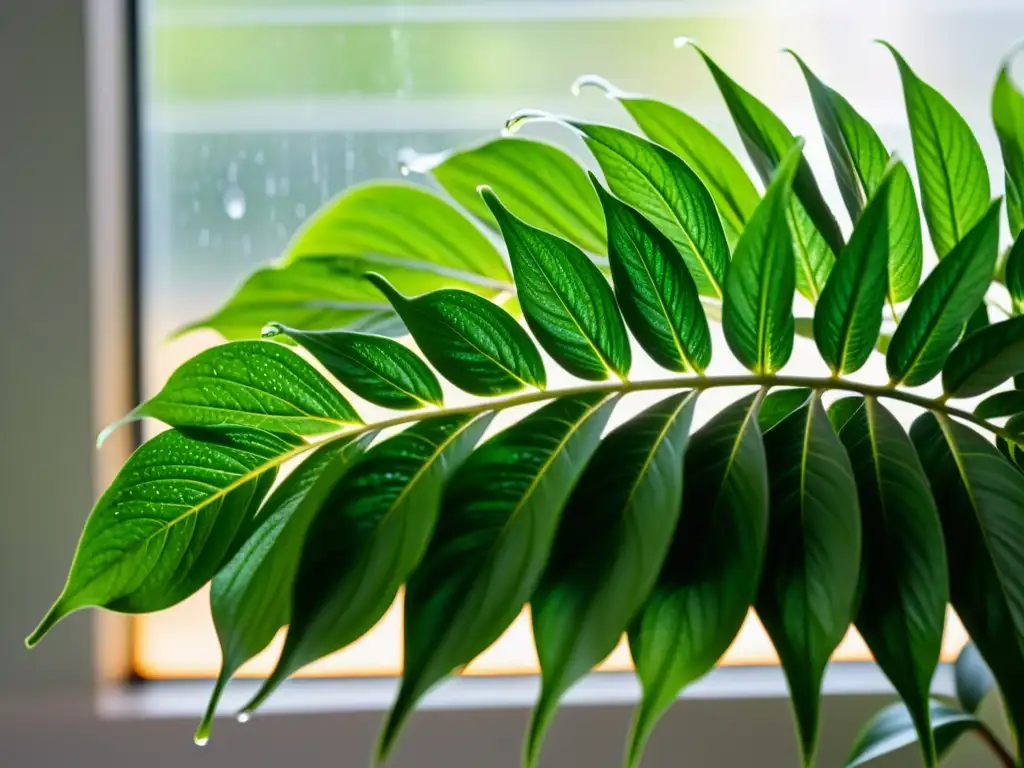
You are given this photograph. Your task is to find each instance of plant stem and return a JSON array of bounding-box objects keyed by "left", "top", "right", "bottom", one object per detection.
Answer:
[{"left": 977, "top": 725, "right": 1017, "bottom": 768}]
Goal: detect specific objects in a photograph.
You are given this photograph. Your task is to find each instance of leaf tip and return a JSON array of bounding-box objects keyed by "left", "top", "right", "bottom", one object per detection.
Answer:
[{"left": 25, "top": 600, "right": 68, "bottom": 648}]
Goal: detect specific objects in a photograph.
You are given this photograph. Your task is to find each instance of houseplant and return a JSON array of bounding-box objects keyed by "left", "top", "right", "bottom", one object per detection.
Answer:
[{"left": 24, "top": 39, "right": 1024, "bottom": 767}]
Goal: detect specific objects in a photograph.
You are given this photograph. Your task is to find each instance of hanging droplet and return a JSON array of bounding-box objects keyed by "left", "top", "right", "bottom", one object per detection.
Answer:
[
  {"left": 237, "top": 712, "right": 251, "bottom": 724},
  {"left": 570, "top": 74, "right": 628, "bottom": 99},
  {"left": 396, "top": 147, "right": 449, "bottom": 176},
  {"left": 223, "top": 185, "right": 247, "bottom": 220},
  {"left": 503, "top": 109, "right": 554, "bottom": 136},
  {"left": 194, "top": 736, "right": 209, "bottom": 747},
  {"left": 261, "top": 323, "right": 284, "bottom": 339},
  {"left": 673, "top": 36, "right": 696, "bottom": 50}
]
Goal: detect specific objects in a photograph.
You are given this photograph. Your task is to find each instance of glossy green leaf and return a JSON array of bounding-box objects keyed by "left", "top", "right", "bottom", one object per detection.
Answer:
[
  {"left": 572, "top": 75, "right": 758, "bottom": 246},
  {"left": 592, "top": 175, "right": 711, "bottom": 373},
  {"left": 911, "top": 412, "right": 1024, "bottom": 741},
  {"left": 527, "top": 392, "right": 698, "bottom": 768},
  {"left": 195, "top": 435, "right": 371, "bottom": 744},
  {"left": 886, "top": 202, "right": 1001, "bottom": 386},
  {"left": 379, "top": 394, "right": 617, "bottom": 760},
  {"left": 965, "top": 302, "right": 991, "bottom": 339},
  {"left": 955, "top": 642, "right": 996, "bottom": 715},
  {"left": 366, "top": 274, "right": 545, "bottom": 396},
  {"left": 975, "top": 389, "right": 1024, "bottom": 419},
  {"left": 565, "top": 119, "right": 730, "bottom": 299},
  {"left": 758, "top": 388, "right": 813, "bottom": 433},
  {"left": 27, "top": 428, "right": 307, "bottom": 647},
  {"left": 722, "top": 140, "right": 801, "bottom": 374},
  {"left": 687, "top": 43, "right": 842, "bottom": 300},
  {"left": 627, "top": 393, "right": 769, "bottom": 767},
  {"left": 114, "top": 341, "right": 362, "bottom": 440},
  {"left": 419, "top": 137, "right": 607, "bottom": 254},
  {"left": 828, "top": 396, "right": 866, "bottom": 434},
  {"left": 846, "top": 700, "right": 983, "bottom": 767},
  {"left": 757, "top": 397, "right": 861, "bottom": 766},
  {"left": 836, "top": 399, "right": 948, "bottom": 766},
  {"left": 1005, "top": 234, "right": 1024, "bottom": 313},
  {"left": 482, "top": 188, "right": 632, "bottom": 380},
  {"left": 244, "top": 412, "right": 493, "bottom": 717},
  {"left": 814, "top": 168, "right": 895, "bottom": 375},
  {"left": 943, "top": 315, "right": 1024, "bottom": 397},
  {"left": 882, "top": 43, "right": 991, "bottom": 258},
  {"left": 267, "top": 324, "right": 443, "bottom": 409},
  {"left": 993, "top": 56, "right": 1024, "bottom": 237}
]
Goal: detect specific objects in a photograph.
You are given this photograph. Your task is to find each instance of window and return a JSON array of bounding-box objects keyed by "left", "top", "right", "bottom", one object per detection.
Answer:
[{"left": 134, "top": 0, "right": 1018, "bottom": 683}]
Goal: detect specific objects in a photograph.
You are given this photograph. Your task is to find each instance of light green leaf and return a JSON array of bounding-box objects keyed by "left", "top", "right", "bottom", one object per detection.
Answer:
[
  {"left": 723, "top": 140, "right": 801, "bottom": 374},
  {"left": 911, "top": 412, "right": 1024, "bottom": 741},
  {"left": 814, "top": 167, "right": 895, "bottom": 375},
  {"left": 195, "top": 435, "right": 371, "bottom": 744},
  {"left": 592, "top": 175, "right": 711, "bottom": 373},
  {"left": 975, "top": 389, "right": 1024, "bottom": 419},
  {"left": 943, "top": 315, "right": 1024, "bottom": 398},
  {"left": 836, "top": 399, "right": 948, "bottom": 766},
  {"left": 266, "top": 324, "right": 443, "bottom": 410},
  {"left": 366, "top": 274, "right": 545, "bottom": 396},
  {"left": 787, "top": 52, "right": 923, "bottom": 303},
  {"left": 573, "top": 75, "right": 759, "bottom": 246},
  {"left": 955, "top": 642, "right": 996, "bottom": 715},
  {"left": 846, "top": 700, "right": 984, "bottom": 767},
  {"left": 27, "top": 428, "right": 307, "bottom": 647},
  {"left": 627, "top": 393, "right": 768, "bottom": 767},
  {"left": 757, "top": 396, "right": 861, "bottom": 766},
  {"left": 882, "top": 42, "right": 991, "bottom": 258},
  {"left": 378, "top": 394, "right": 617, "bottom": 761},
  {"left": 993, "top": 56, "right": 1024, "bottom": 237},
  {"left": 419, "top": 137, "right": 607, "bottom": 254},
  {"left": 243, "top": 413, "right": 493, "bottom": 718},
  {"left": 886, "top": 202, "right": 1002, "bottom": 386},
  {"left": 481, "top": 188, "right": 632, "bottom": 380},
  {"left": 526, "top": 392, "right": 698, "bottom": 768},
  {"left": 758, "top": 388, "right": 813, "bottom": 433},
  {"left": 1005, "top": 234, "right": 1024, "bottom": 313}
]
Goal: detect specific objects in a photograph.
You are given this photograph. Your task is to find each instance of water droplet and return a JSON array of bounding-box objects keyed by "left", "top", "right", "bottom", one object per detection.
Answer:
[
  {"left": 504, "top": 109, "right": 556, "bottom": 135},
  {"left": 223, "top": 186, "right": 247, "bottom": 220},
  {"left": 195, "top": 737, "right": 209, "bottom": 747},
  {"left": 227, "top": 162, "right": 238, "bottom": 184},
  {"left": 237, "top": 712, "right": 251, "bottom": 724},
  {"left": 396, "top": 147, "right": 448, "bottom": 177},
  {"left": 261, "top": 323, "right": 283, "bottom": 339},
  {"left": 673, "top": 36, "right": 695, "bottom": 50},
  {"left": 198, "top": 229, "right": 210, "bottom": 247},
  {"left": 570, "top": 74, "right": 628, "bottom": 99},
  {"left": 241, "top": 235, "right": 252, "bottom": 255},
  {"left": 255, "top": 151, "right": 265, "bottom": 165},
  {"left": 279, "top": 177, "right": 291, "bottom": 197},
  {"left": 264, "top": 175, "right": 277, "bottom": 197},
  {"left": 294, "top": 202, "right": 307, "bottom": 219}
]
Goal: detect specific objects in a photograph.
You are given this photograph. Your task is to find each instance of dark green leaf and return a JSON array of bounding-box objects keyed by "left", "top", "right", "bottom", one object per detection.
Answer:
[
  {"left": 1005, "top": 234, "right": 1024, "bottom": 313},
  {"left": 366, "top": 274, "right": 546, "bottom": 396},
  {"left": 27, "top": 428, "right": 307, "bottom": 646},
  {"left": 757, "top": 397, "right": 861, "bottom": 766},
  {"left": 836, "top": 399, "right": 948, "bottom": 766},
  {"left": 195, "top": 436, "right": 372, "bottom": 744},
  {"left": 943, "top": 315, "right": 1024, "bottom": 397},
  {"left": 882, "top": 42, "right": 991, "bottom": 258},
  {"left": 267, "top": 324, "right": 443, "bottom": 409},
  {"left": 420, "top": 137, "right": 607, "bottom": 254},
  {"left": 814, "top": 168, "right": 895, "bottom": 375},
  {"left": 955, "top": 642, "right": 996, "bottom": 715},
  {"left": 886, "top": 202, "right": 1002, "bottom": 386},
  {"left": 244, "top": 413, "right": 494, "bottom": 717},
  {"left": 993, "top": 57, "right": 1024, "bottom": 237},
  {"left": 527, "top": 393, "right": 698, "bottom": 767},
  {"left": 975, "top": 390, "right": 1024, "bottom": 419},
  {"left": 758, "top": 388, "right": 813, "bottom": 433},
  {"left": 722, "top": 140, "right": 801, "bottom": 374},
  {"left": 114, "top": 341, "right": 362, "bottom": 439},
  {"left": 846, "top": 700, "right": 983, "bottom": 767},
  {"left": 379, "top": 394, "right": 617, "bottom": 760},
  {"left": 573, "top": 75, "right": 758, "bottom": 246},
  {"left": 911, "top": 412, "right": 1024, "bottom": 741},
  {"left": 592, "top": 176, "right": 711, "bottom": 373},
  {"left": 828, "top": 396, "right": 866, "bottom": 434},
  {"left": 627, "top": 393, "right": 769, "bottom": 767},
  {"left": 965, "top": 302, "right": 991, "bottom": 338},
  {"left": 481, "top": 188, "right": 632, "bottom": 380}
]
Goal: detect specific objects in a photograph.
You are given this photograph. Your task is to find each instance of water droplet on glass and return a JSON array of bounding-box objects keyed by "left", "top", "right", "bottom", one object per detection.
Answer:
[
  {"left": 241, "top": 234, "right": 252, "bottom": 255},
  {"left": 294, "top": 202, "right": 307, "bottom": 219},
  {"left": 504, "top": 109, "right": 554, "bottom": 135},
  {"left": 227, "top": 162, "right": 238, "bottom": 184},
  {"left": 198, "top": 228, "right": 210, "bottom": 247},
  {"left": 279, "top": 177, "right": 290, "bottom": 197},
  {"left": 261, "top": 323, "right": 283, "bottom": 339},
  {"left": 223, "top": 186, "right": 247, "bottom": 220},
  {"left": 237, "top": 712, "right": 251, "bottom": 724},
  {"left": 255, "top": 151, "right": 265, "bottom": 165},
  {"left": 264, "top": 175, "right": 277, "bottom": 197}
]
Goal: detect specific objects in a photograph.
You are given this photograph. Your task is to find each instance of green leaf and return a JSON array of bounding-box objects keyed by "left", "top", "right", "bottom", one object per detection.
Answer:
[
  {"left": 627, "top": 393, "right": 769, "bottom": 767},
  {"left": 993, "top": 56, "right": 1024, "bottom": 237},
  {"left": 115, "top": 341, "right": 362, "bottom": 439},
  {"left": 687, "top": 43, "right": 843, "bottom": 300},
  {"left": 27, "top": 428, "right": 307, "bottom": 646},
  {"left": 481, "top": 188, "right": 632, "bottom": 380},
  {"left": 814, "top": 167, "right": 896, "bottom": 375},
  {"left": 846, "top": 700, "right": 983, "bottom": 767},
  {"left": 1005, "top": 234, "right": 1024, "bottom": 313},
  {"left": 722, "top": 140, "right": 801, "bottom": 374},
  {"left": 418, "top": 137, "right": 607, "bottom": 254},
  {"left": 955, "top": 642, "right": 996, "bottom": 715},
  {"left": 243, "top": 412, "right": 494, "bottom": 717},
  {"left": 911, "top": 412, "right": 1024, "bottom": 741},
  {"left": 526, "top": 392, "right": 698, "bottom": 768},
  {"left": 572, "top": 75, "right": 759, "bottom": 246},
  {"left": 195, "top": 435, "right": 371, "bottom": 745},
  {"left": 378, "top": 393, "right": 617, "bottom": 760},
  {"left": 886, "top": 202, "right": 1002, "bottom": 387},
  {"left": 882, "top": 42, "right": 991, "bottom": 258},
  {"left": 786, "top": 52, "right": 924, "bottom": 303},
  {"left": 591, "top": 175, "right": 712, "bottom": 373},
  {"left": 266, "top": 324, "right": 444, "bottom": 410},
  {"left": 284, "top": 182, "right": 511, "bottom": 285},
  {"left": 976, "top": 389, "right": 1024, "bottom": 419},
  {"left": 564, "top": 119, "right": 730, "bottom": 299},
  {"left": 943, "top": 315, "right": 1024, "bottom": 398},
  {"left": 758, "top": 388, "right": 813, "bottom": 433},
  {"left": 366, "top": 274, "right": 545, "bottom": 396},
  {"left": 836, "top": 399, "right": 948, "bottom": 766},
  {"left": 965, "top": 302, "right": 991, "bottom": 338},
  {"left": 828, "top": 396, "right": 866, "bottom": 434},
  {"left": 757, "top": 396, "right": 861, "bottom": 766}
]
